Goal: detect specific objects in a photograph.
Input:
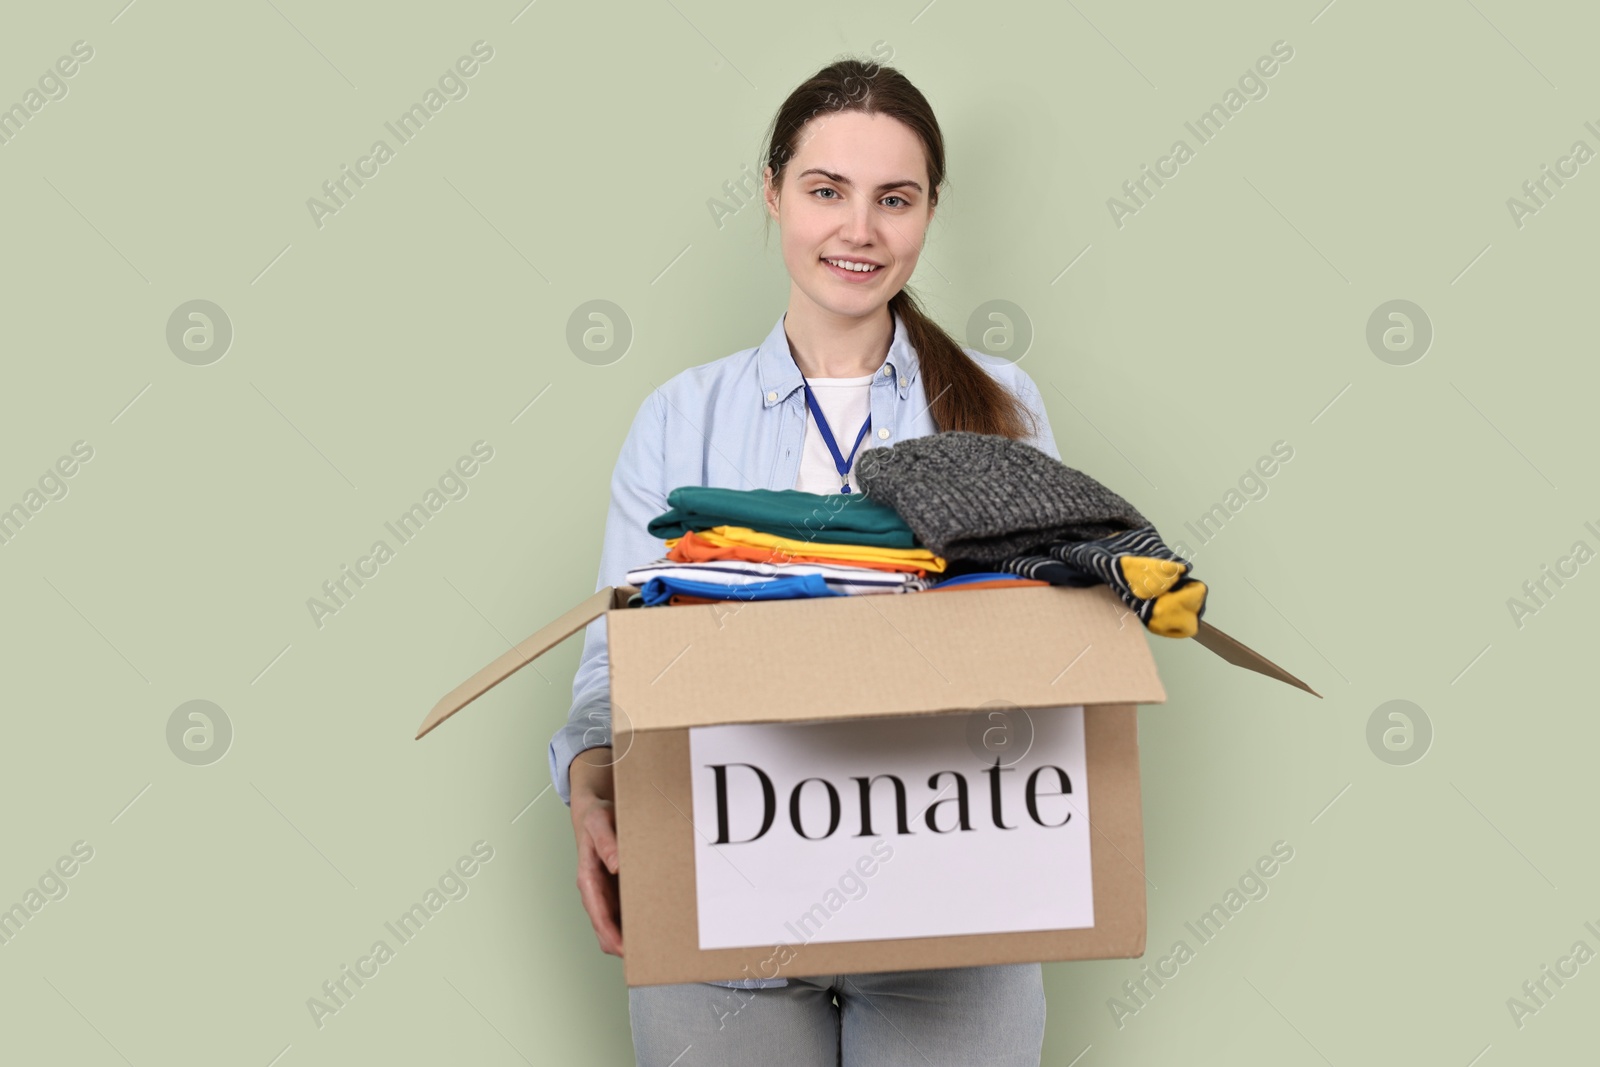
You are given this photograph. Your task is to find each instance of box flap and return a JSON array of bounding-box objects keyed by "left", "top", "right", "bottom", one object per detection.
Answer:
[
  {"left": 610, "top": 584, "right": 1168, "bottom": 732},
  {"left": 1192, "top": 621, "right": 1322, "bottom": 698},
  {"left": 416, "top": 582, "right": 1319, "bottom": 741},
  {"left": 414, "top": 586, "right": 632, "bottom": 739}
]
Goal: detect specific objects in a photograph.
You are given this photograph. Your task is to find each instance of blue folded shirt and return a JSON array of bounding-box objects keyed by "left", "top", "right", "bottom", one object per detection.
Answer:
[
  {"left": 929, "top": 571, "right": 1037, "bottom": 589},
  {"left": 638, "top": 572, "right": 842, "bottom": 606}
]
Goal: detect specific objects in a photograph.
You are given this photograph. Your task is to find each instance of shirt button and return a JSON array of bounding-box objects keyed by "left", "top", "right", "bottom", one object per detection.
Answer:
[
  {"left": 898, "top": 377, "right": 907, "bottom": 387},
  {"left": 881, "top": 366, "right": 891, "bottom": 376},
  {"left": 766, "top": 390, "right": 777, "bottom": 402},
  {"left": 878, "top": 428, "right": 890, "bottom": 439}
]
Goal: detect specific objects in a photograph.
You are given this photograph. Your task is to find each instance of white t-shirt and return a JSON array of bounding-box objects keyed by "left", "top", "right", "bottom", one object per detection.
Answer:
[{"left": 794, "top": 371, "right": 877, "bottom": 494}]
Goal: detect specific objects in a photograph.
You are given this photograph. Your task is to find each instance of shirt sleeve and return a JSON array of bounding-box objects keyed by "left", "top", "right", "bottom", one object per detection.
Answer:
[
  {"left": 548, "top": 387, "right": 672, "bottom": 807},
  {"left": 1011, "top": 365, "right": 1061, "bottom": 462}
]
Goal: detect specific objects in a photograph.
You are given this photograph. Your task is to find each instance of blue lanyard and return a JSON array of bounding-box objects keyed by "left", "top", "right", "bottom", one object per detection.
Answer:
[{"left": 801, "top": 378, "right": 872, "bottom": 494}]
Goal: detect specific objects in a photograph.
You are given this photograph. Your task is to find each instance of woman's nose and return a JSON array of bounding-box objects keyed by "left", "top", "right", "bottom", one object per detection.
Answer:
[{"left": 839, "top": 204, "right": 874, "bottom": 244}]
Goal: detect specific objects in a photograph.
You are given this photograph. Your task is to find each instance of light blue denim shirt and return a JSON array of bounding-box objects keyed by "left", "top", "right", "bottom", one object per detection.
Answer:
[{"left": 549, "top": 309, "right": 1060, "bottom": 989}]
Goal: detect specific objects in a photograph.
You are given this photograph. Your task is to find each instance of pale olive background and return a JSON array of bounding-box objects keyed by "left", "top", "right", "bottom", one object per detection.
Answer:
[{"left": 3, "top": 0, "right": 1597, "bottom": 1064}]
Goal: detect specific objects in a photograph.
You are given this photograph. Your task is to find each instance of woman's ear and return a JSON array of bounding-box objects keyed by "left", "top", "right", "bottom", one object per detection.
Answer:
[{"left": 763, "top": 166, "right": 780, "bottom": 221}]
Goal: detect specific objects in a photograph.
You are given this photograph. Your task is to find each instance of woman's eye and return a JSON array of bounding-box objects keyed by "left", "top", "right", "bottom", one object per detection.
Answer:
[{"left": 810, "top": 188, "right": 908, "bottom": 207}]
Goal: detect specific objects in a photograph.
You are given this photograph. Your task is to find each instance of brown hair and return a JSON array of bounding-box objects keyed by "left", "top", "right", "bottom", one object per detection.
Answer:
[{"left": 761, "top": 58, "right": 1041, "bottom": 440}]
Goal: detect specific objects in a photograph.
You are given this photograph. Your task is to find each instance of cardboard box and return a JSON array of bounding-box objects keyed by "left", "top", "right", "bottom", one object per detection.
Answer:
[{"left": 417, "top": 582, "right": 1316, "bottom": 986}]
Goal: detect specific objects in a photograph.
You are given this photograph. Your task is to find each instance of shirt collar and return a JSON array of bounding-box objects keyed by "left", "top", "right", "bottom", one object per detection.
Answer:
[{"left": 757, "top": 310, "right": 920, "bottom": 408}]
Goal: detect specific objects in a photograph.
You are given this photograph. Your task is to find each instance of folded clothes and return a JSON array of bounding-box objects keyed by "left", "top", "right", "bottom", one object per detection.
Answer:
[
  {"left": 928, "top": 572, "right": 1049, "bottom": 588},
  {"left": 855, "top": 431, "right": 1150, "bottom": 562},
  {"left": 637, "top": 572, "right": 840, "bottom": 606},
  {"left": 626, "top": 559, "right": 930, "bottom": 596},
  {"left": 666, "top": 526, "right": 947, "bottom": 573},
  {"left": 928, "top": 575, "right": 1049, "bottom": 591},
  {"left": 666, "top": 529, "right": 933, "bottom": 576},
  {"left": 924, "top": 572, "right": 1049, "bottom": 592},
  {"left": 985, "top": 554, "right": 1103, "bottom": 588},
  {"left": 1022, "top": 529, "right": 1206, "bottom": 635},
  {"left": 656, "top": 575, "right": 1040, "bottom": 602},
  {"left": 855, "top": 432, "right": 1207, "bottom": 637},
  {"left": 647, "top": 487, "right": 920, "bottom": 548},
  {"left": 989, "top": 534, "right": 1208, "bottom": 637}
]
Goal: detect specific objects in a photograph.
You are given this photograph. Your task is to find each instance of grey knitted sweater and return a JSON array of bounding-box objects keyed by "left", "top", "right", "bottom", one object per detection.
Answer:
[{"left": 855, "top": 431, "right": 1151, "bottom": 563}]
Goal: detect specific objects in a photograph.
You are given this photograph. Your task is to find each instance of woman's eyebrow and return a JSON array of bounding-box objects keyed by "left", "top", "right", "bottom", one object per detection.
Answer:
[{"left": 797, "top": 168, "right": 923, "bottom": 194}]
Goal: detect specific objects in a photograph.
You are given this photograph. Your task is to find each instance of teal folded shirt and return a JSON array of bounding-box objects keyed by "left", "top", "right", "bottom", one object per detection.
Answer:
[{"left": 647, "top": 486, "right": 921, "bottom": 548}]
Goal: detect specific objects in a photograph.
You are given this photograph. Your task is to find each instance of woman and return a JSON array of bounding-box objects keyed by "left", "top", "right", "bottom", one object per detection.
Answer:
[{"left": 550, "top": 57, "right": 1059, "bottom": 1066}]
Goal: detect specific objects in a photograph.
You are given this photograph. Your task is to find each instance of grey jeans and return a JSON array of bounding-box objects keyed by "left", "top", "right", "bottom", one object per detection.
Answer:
[{"left": 628, "top": 963, "right": 1046, "bottom": 1066}]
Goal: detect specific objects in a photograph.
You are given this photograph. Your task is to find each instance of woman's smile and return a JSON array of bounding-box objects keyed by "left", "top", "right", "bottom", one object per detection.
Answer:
[{"left": 822, "top": 256, "right": 886, "bottom": 283}]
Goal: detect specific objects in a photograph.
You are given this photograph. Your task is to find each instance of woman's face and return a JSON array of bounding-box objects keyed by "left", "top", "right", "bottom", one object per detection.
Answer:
[{"left": 764, "top": 110, "right": 935, "bottom": 322}]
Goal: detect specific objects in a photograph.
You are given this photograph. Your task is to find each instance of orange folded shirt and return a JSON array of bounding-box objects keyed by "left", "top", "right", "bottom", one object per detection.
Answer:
[{"left": 664, "top": 529, "right": 932, "bottom": 577}]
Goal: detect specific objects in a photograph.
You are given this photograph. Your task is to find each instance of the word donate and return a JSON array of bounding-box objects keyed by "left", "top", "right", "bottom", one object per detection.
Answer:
[{"left": 688, "top": 706, "right": 1095, "bottom": 950}]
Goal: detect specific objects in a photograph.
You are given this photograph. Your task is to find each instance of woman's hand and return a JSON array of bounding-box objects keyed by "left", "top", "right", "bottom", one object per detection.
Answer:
[{"left": 569, "top": 749, "right": 623, "bottom": 957}]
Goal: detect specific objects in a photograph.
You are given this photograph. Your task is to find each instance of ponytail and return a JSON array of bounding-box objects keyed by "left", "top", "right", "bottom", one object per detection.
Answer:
[{"left": 890, "top": 288, "right": 1041, "bottom": 439}]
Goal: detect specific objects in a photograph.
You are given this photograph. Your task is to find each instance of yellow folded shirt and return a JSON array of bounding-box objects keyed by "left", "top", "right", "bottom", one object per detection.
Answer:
[{"left": 664, "top": 525, "right": 948, "bottom": 573}]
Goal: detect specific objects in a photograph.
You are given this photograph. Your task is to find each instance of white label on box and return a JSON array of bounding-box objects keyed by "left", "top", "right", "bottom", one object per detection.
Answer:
[{"left": 687, "top": 706, "right": 1094, "bottom": 950}]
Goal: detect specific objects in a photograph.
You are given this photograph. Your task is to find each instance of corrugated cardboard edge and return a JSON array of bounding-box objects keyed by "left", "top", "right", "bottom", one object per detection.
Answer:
[{"left": 614, "top": 704, "right": 1146, "bottom": 986}]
